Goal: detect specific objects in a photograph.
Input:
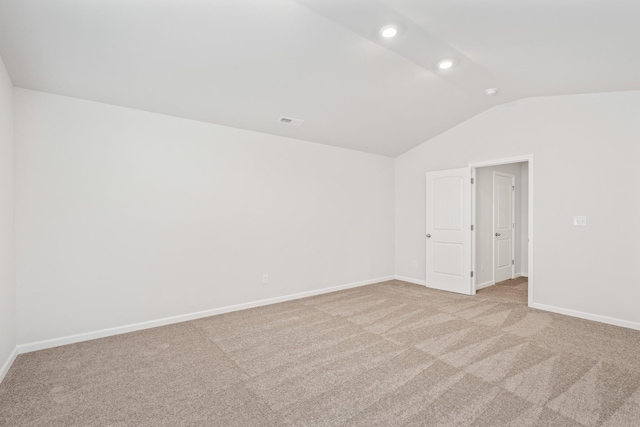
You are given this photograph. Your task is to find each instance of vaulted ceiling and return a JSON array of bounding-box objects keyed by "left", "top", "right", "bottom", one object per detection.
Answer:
[{"left": 1, "top": 0, "right": 639, "bottom": 156}]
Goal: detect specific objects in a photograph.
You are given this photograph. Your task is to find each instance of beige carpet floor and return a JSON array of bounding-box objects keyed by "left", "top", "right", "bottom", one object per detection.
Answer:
[{"left": 2, "top": 279, "right": 640, "bottom": 426}]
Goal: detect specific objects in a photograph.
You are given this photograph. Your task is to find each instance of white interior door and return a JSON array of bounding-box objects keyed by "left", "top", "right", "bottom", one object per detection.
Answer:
[
  {"left": 494, "top": 172, "right": 515, "bottom": 283},
  {"left": 425, "top": 168, "right": 472, "bottom": 295}
]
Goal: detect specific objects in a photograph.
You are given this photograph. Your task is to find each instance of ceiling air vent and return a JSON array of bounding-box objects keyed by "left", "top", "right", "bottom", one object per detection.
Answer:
[{"left": 278, "top": 116, "right": 304, "bottom": 126}]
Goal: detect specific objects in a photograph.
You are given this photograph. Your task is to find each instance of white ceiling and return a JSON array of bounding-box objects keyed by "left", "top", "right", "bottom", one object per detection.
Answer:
[{"left": 1, "top": 0, "right": 639, "bottom": 157}]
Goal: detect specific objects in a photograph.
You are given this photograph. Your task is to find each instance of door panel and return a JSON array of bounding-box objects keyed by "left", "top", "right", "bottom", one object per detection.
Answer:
[
  {"left": 426, "top": 168, "right": 472, "bottom": 295},
  {"left": 497, "top": 240, "right": 511, "bottom": 268},
  {"left": 433, "top": 178, "right": 463, "bottom": 230},
  {"left": 494, "top": 173, "right": 514, "bottom": 283},
  {"left": 433, "top": 243, "right": 463, "bottom": 276}
]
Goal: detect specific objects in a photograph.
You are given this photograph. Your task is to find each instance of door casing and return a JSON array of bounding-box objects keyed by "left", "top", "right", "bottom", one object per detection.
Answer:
[{"left": 469, "top": 155, "right": 534, "bottom": 307}]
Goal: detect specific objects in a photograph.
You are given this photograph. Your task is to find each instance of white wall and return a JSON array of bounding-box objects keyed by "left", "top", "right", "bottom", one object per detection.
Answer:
[
  {"left": 475, "top": 162, "right": 528, "bottom": 287},
  {"left": 14, "top": 89, "right": 395, "bottom": 345},
  {"left": 0, "top": 55, "right": 16, "bottom": 376},
  {"left": 10, "top": 86, "right": 640, "bottom": 349},
  {"left": 396, "top": 90, "right": 640, "bottom": 326}
]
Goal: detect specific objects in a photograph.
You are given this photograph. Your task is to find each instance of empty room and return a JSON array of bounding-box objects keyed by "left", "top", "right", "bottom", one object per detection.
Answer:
[{"left": 1, "top": 1, "right": 639, "bottom": 426}]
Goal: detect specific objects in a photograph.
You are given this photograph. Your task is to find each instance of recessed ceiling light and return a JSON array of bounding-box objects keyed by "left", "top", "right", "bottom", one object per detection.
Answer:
[
  {"left": 485, "top": 88, "right": 498, "bottom": 96},
  {"left": 438, "top": 59, "right": 454, "bottom": 70},
  {"left": 380, "top": 25, "right": 398, "bottom": 38}
]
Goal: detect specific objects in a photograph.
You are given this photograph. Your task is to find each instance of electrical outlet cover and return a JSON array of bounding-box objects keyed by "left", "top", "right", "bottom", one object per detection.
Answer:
[{"left": 573, "top": 216, "right": 587, "bottom": 226}]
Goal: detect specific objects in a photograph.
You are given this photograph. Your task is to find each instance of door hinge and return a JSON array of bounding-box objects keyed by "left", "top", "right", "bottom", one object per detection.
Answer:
[
  {"left": 512, "top": 260, "right": 515, "bottom": 265},
  {"left": 471, "top": 224, "right": 474, "bottom": 231},
  {"left": 471, "top": 271, "right": 474, "bottom": 278},
  {"left": 512, "top": 185, "right": 515, "bottom": 191},
  {"left": 471, "top": 177, "right": 474, "bottom": 184}
]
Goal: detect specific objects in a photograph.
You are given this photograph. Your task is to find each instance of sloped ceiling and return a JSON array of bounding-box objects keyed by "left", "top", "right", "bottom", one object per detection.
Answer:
[{"left": 1, "top": 0, "right": 639, "bottom": 157}]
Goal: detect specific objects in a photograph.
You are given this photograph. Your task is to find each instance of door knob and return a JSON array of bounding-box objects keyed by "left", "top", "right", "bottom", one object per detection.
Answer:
[
  {"left": 495, "top": 233, "right": 501, "bottom": 237},
  {"left": 426, "top": 234, "right": 431, "bottom": 238}
]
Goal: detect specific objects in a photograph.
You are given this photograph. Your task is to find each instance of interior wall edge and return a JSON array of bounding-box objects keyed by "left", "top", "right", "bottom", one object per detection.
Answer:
[
  {"left": 0, "top": 346, "right": 18, "bottom": 385},
  {"left": 0, "top": 52, "right": 16, "bottom": 388},
  {"left": 394, "top": 275, "right": 426, "bottom": 286}
]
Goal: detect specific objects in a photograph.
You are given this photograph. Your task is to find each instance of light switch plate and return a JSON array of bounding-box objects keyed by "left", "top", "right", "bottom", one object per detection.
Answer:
[{"left": 573, "top": 216, "right": 587, "bottom": 226}]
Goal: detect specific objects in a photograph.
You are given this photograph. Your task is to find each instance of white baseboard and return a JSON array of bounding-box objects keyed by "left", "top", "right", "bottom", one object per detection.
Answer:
[
  {"left": 17, "top": 275, "right": 395, "bottom": 355},
  {"left": 530, "top": 302, "right": 640, "bottom": 331},
  {"left": 0, "top": 346, "right": 18, "bottom": 385},
  {"left": 476, "top": 280, "right": 495, "bottom": 290},
  {"left": 394, "top": 275, "right": 426, "bottom": 286},
  {"left": 515, "top": 272, "right": 528, "bottom": 278}
]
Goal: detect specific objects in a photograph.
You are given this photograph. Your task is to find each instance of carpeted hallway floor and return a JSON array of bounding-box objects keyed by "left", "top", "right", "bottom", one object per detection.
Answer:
[{"left": 1, "top": 279, "right": 640, "bottom": 426}]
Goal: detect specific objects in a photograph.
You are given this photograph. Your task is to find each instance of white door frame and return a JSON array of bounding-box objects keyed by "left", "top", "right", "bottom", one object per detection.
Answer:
[
  {"left": 469, "top": 155, "right": 534, "bottom": 307},
  {"left": 492, "top": 171, "right": 516, "bottom": 283}
]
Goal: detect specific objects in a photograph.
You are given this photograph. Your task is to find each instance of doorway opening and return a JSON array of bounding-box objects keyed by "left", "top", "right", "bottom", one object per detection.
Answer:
[
  {"left": 470, "top": 156, "right": 533, "bottom": 306},
  {"left": 423, "top": 155, "right": 533, "bottom": 306}
]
